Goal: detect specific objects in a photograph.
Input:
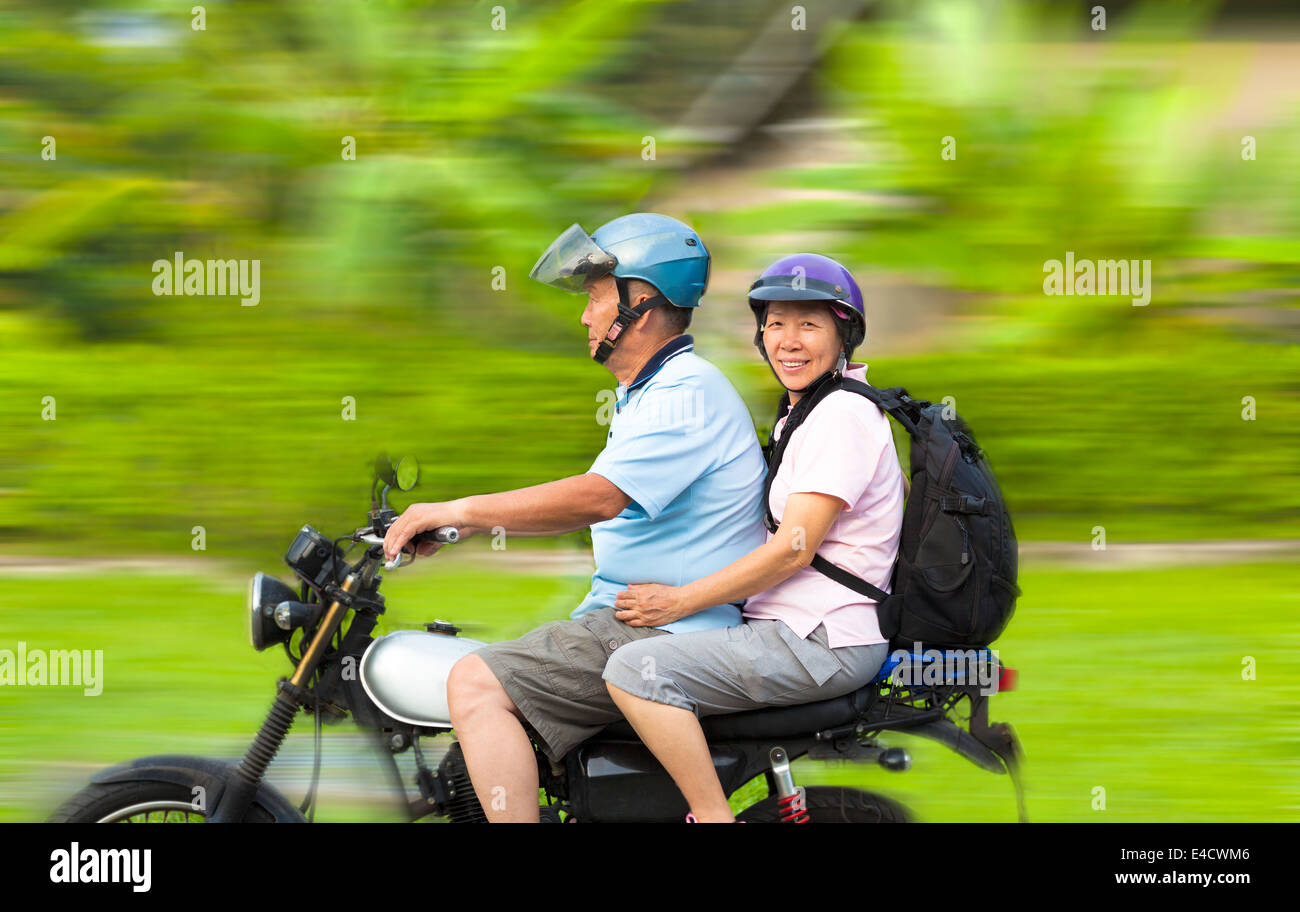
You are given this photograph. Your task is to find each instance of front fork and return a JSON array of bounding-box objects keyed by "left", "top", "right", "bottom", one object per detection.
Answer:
[{"left": 210, "top": 572, "right": 361, "bottom": 822}]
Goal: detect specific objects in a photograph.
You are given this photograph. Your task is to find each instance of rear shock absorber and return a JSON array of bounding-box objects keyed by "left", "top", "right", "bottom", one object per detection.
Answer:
[{"left": 769, "top": 746, "right": 809, "bottom": 823}]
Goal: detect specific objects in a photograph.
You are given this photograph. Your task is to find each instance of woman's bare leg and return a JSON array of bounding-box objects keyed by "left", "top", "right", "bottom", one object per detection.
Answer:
[{"left": 607, "top": 681, "right": 734, "bottom": 821}]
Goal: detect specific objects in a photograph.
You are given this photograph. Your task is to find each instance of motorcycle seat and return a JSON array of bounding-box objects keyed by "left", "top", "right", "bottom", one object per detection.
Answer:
[
  {"left": 597, "top": 648, "right": 995, "bottom": 742},
  {"left": 600, "top": 684, "right": 873, "bottom": 741}
]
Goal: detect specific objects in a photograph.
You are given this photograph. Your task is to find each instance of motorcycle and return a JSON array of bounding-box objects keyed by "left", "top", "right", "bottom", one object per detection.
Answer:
[{"left": 49, "top": 455, "right": 1027, "bottom": 823}]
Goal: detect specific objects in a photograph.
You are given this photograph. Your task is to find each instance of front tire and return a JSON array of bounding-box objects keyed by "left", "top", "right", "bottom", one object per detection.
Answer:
[
  {"left": 736, "top": 786, "right": 911, "bottom": 823},
  {"left": 48, "top": 780, "right": 278, "bottom": 823}
]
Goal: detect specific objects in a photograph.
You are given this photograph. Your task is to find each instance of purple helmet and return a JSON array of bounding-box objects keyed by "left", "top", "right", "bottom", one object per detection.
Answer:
[{"left": 747, "top": 253, "right": 866, "bottom": 358}]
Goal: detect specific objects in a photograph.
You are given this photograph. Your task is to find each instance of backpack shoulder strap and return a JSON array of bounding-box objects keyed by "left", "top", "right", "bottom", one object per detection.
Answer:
[
  {"left": 762, "top": 370, "right": 842, "bottom": 531},
  {"left": 837, "top": 378, "right": 926, "bottom": 437}
]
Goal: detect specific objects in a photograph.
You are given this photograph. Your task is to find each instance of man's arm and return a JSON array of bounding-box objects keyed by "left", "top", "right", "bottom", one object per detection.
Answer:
[
  {"left": 383, "top": 473, "right": 630, "bottom": 560},
  {"left": 456, "top": 473, "right": 630, "bottom": 536}
]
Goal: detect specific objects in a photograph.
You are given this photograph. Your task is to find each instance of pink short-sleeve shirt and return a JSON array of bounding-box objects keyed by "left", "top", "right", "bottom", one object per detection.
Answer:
[{"left": 741, "top": 364, "right": 906, "bottom": 647}]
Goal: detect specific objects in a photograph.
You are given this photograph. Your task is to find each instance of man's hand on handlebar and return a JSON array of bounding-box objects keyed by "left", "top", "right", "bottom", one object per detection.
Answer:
[{"left": 382, "top": 501, "right": 468, "bottom": 562}]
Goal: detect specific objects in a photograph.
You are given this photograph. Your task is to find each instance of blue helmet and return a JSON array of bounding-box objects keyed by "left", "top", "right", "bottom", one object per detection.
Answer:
[
  {"left": 592, "top": 213, "right": 710, "bottom": 308},
  {"left": 531, "top": 213, "right": 710, "bottom": 363},
  {"left": 530, "top": 213, "right": 710, "bottom": 307}
]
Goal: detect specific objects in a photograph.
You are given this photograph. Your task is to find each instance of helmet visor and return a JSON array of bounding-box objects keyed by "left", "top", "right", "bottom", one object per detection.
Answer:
[
  {"left": 748, "top": 274, "right": 853, "bottom": 305},
  {"left": 529, "top": 224, "right": 618, "bottom": 293}
]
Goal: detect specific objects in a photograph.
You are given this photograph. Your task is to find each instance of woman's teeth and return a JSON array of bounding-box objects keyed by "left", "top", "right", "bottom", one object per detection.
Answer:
[{"left": 780, "top": 360, "right": 809, "bottom": 370}]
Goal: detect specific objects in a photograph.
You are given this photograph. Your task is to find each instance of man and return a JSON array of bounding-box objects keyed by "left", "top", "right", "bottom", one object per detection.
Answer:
[{"left": 382, "top": 213, "right": 766, "bottom": 821}]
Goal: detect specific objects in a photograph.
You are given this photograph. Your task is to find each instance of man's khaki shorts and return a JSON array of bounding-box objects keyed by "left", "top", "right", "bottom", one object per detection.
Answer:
[{"left": 472, "top": 606, "right": 670, "bottom": 763}]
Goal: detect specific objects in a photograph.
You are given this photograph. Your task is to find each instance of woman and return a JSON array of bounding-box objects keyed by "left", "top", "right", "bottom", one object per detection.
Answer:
[{"left": 603, "top": 253, "right": 906, "bottom": 822}]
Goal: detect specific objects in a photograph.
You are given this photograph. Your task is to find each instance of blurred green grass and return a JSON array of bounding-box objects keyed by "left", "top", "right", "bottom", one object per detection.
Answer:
[{"left": 2, "top": 557, "right": 1294, "bottom": 822}]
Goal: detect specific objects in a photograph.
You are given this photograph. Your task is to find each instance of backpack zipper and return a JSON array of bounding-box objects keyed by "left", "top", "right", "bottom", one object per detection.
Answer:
[
  {"left": 955, "top": 516, "right": 969, "bottom": 564},
  {"left": 920, "top": 442, "right": 963, "bottom": 540}
]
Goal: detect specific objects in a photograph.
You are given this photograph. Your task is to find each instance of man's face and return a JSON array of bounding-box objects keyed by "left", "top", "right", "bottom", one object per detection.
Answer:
[{"left": 580, "top": 275, "right": 621, "bottom": 360}]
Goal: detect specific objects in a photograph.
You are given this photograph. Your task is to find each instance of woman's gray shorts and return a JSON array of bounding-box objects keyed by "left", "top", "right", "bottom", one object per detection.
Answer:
[
  {"left": 472, "top": 606, "right": 670, "bottom": 763},
  {"left": 602, "top": 619, "right": 888, "bottom": 717}
]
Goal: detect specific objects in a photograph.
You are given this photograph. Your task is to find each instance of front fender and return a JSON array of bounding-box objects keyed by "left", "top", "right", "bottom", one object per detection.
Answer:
[{"left": 91, "top": 753, "right": 307, "bottom": 823}]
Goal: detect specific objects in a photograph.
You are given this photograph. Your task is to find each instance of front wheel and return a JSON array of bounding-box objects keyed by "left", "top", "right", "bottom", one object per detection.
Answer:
[
  {"left": 736, "top": 786, "right": 911, "bottom": 823},
  {"left": 48, "top": 780, "right": 278, "bottom": 823}
]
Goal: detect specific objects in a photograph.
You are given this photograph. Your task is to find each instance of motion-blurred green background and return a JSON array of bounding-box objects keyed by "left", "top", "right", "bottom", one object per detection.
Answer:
[{"left": 1, "top": 0, "right": 1296, "bottom": 821}]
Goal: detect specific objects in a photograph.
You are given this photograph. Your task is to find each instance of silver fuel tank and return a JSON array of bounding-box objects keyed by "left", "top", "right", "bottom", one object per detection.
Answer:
[{"left": 359, "top": 629, "right": 487, "bottom": 728}]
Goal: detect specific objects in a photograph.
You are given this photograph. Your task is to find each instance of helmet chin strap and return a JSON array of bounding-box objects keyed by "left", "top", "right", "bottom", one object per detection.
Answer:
[{"left": 593, "top": 276, "right": 667, "bottom": 366}]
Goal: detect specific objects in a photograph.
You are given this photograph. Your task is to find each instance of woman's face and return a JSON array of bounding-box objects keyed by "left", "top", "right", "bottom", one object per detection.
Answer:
[{"left": 761, "top": 300, "right": 841, "bottom": 391}]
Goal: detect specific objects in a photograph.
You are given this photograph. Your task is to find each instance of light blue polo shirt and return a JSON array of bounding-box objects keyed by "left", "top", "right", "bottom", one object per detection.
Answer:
[{"left": 573, "top": 335, "right": 767, "bottom": 634}]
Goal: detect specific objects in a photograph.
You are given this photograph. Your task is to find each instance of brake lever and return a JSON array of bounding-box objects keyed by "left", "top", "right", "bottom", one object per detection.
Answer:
[
  {"left": 352, "top": 529, "right": 407, "bottom": 570},
  {"left": 382, "top": 526, "right": 460, "bottom": 571}
]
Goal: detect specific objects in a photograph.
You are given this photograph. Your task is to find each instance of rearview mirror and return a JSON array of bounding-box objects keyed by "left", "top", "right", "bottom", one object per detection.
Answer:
[
  {"left": 394, "top": 455, "right": 419, "bottom": 491},
  {"left": 373, "top": 452, "right": 397, "bottom": 489},
  {"left": 372, "top": 452, "right": 419, "bottom": 515}
]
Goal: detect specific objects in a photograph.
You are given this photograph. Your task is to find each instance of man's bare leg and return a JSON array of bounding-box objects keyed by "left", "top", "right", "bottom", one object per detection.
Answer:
[
  {"left": 446, "top": 654, "right": 540, "bottom": 823},
  {"left": 606, "top": 681, "right": 734, "bottom": 822}
]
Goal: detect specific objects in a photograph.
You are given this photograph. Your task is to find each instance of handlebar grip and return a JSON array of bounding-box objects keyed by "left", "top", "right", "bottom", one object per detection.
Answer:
[{"left": 414, "top": 526, "right": 459, "bottom": 545}]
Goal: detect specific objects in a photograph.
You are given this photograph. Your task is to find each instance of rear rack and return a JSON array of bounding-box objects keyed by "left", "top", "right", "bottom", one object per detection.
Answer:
[{"left": 813, "top": 678, "right": 1028, "bottom": 822}]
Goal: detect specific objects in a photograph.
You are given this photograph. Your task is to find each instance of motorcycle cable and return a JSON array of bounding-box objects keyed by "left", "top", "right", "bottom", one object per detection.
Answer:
[
  {"left": 328, "top": 534, "right": 354, "bottom": 588},
  {"left": 298, "top": 677, "right": 323, "bottom": 822},
  {"left": 293, "top": 533, "right": 361, "bottom": 821}
]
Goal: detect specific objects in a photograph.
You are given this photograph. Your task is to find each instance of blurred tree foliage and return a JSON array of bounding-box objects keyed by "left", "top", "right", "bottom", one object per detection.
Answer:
[
  {"left": 827, "top": 0, "right": 1298, "bottom": 346},
  {"left": 712, "top": 0, "right": 1299, "bottom": 542},
  {"left": 0, "top": 0, "right": 1295, "bottom": 559},
  {"left": 0, "top": 0, "right": 694, "bottom": 554},
  {"left": 0, "top": 0, "right": 676, "bottom": 342}
]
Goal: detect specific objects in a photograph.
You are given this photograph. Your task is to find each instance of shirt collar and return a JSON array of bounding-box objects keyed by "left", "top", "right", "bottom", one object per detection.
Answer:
[
  {"left": 774, "top": 361, "right": 868, "bottom": 434},
  {"left": 626, "top": 334, "right": 694, "bottom": 393}
]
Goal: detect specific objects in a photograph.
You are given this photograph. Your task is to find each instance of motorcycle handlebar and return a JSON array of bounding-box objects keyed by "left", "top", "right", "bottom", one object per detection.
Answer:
[
  {"left": 414, "top": 526, "right": 460, "bottom": 545},
  {"left": 380, "top": 525, "right": 460, "bottom": 571}
]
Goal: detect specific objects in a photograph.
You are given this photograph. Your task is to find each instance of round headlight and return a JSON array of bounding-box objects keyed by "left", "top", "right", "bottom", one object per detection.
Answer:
[{"left": 248, "top": 572, "right": 299, "bottom": 651}]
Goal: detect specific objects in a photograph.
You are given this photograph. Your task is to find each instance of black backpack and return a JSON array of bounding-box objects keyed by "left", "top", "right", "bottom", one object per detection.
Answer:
[{"left": 762, "top": 371, "right": 1020, "bottom": 649}]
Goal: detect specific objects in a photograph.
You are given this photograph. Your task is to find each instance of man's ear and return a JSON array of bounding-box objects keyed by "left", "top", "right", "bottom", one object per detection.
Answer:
[
  {"left": 635, "top": 300, "right": 666, "bottom": 333},
  {"left": 628, "top": 292, "right": 652, "bottom": 321}
]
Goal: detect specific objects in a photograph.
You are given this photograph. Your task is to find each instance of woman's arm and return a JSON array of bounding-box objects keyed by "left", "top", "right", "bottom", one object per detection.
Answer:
[{"left": 613, "top": 491, "right": 845, "bottom": 627}]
